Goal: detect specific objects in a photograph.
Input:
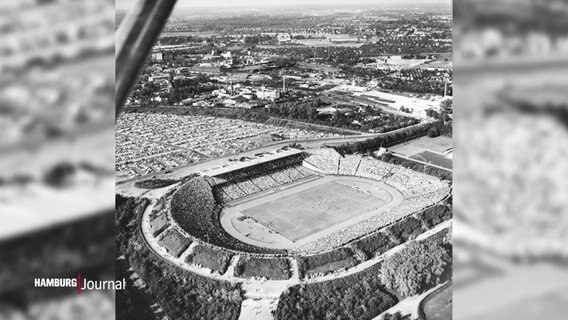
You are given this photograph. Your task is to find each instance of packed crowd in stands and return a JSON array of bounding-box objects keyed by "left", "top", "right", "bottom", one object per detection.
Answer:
[
  {"left": 204, "top": 153, "right": 316, "bottom": 203},
  {"left": 142, "top": 147, "right": 451, "bottom": 280},
  {"left": 249, "top": 174, "right": 280, "bottom": 190},
  {"left": 307, "top": 148, "right": 450, "bottom": 198},
  {"left": 357, "top": 157, "right": 393, "bottom": 180},
  {"left": 169, "top": 176, "right": 286, "bottom": 254},
  {"left": 304, "top": 148, "right": 341, "bottom": 174},
  {"left": 338, "top": 155, "right": 362, "bottom": 176},
  {"left": 292, "top": 148, "right": 450, "bottom": 254},
  {"left": 209, "top": 153, "right": 307, "bottom": 184},
  {"left": 215, "top": 164, "right": 314, "bottom": 202}
]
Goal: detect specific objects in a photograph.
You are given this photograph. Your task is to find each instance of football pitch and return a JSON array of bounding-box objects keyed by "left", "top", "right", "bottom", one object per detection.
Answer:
[{"left": 241, "top": 178, "right": 393, "bottom": 242}]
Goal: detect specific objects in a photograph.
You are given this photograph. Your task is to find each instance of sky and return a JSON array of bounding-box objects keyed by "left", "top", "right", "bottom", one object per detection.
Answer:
[{"left": 116, "top": 0, "right": 450, "bottom": 10}]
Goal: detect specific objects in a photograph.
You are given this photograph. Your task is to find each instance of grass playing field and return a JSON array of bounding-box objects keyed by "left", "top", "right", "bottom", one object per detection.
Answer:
[
  {"left": 241, "top": 178, "right": 392, "bottom": 242},
  {"left": 411, "top": 151, "right": 453, "bottom": 169},
  {"left": 386, "top": 136, "right": 453, "bottom": 157}
]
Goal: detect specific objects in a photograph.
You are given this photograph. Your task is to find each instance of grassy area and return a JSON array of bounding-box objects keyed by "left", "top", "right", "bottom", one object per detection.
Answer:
[
  {"left": 235, "top": 256, "right": 290, "bottom": 280},
  {"left": 135, "top": 178, "right": 179, "bottom": 189},
  {"left": 186, "top": 244, "right": 233, "bottom": 274},
  {"left": 411, "top": 151, "right": 453, "bottom": 169},
  {"left": 387, "top": 135, "right": 452, "bottom": 156},
  {"left": 421, "top": 283, "right": 452, "bottom": 320},
  {"left": 157, "top": 228, "right": 192, "bottom": 258},
  {"left": 420, "top": 53, "right": 452, "bottom": 69}
]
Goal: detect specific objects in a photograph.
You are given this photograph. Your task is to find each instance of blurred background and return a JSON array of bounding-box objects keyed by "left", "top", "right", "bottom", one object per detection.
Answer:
[
  {"left": 2, "top": 0, "right": 568, "bottom": 319},
  {"left": 0, "top": 0, "right": 115, "bottom": 319},
  {"left": 453, "top": 0, "right": 568, "bottom": 319}
]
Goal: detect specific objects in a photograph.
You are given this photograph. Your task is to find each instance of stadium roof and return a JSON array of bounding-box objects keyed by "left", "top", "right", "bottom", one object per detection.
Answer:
[{"left": 201, "top": 148, "right": 304, "bottom": 177}]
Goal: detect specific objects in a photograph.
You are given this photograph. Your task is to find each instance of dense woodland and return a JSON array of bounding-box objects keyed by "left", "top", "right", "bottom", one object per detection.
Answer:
[
  {"left": 385, "top": 216, "right": 425, "bottom": 244},
  {"left": 266, "top": 42, "right": 450, "bottom": 67},
  {"left": 234, "top": 256, "right": 291, "bottom": 280},
  {"left": 276, "top": 262, "right": 398, "bottom": 320},
  {"left": 380, "top": 234, "right": 451, "bottom": 297},
  {"left": 417, "top": 203, "right": 453, "bottom": 229},
  {"left": 134, "top": 178, "right": 179, "bottom": 189},
  {"left": 380, "top": 69, "right": 453, "bottom": 96},
  {"left": 334, "top": 121, "right": 436, "bottom": 154},
  {"left": 353, "top": 231, "right": 396, "bottom": 260},
  {"left": 276, "top": 228, "right": 451, "bottom": 320},
  {"left": 298, "top": 247, "right": 359, "bottom": 278},
  {"left": 116, "top": 257, "right": 156, "bottom": 320},
  {"left": 265, "top": 99, "right": 419, "bottom": 132}
]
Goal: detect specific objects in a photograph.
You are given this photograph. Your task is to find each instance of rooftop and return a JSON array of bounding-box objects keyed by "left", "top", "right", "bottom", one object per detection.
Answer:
[{"left": 201, "top": 148, "right": 304, "bottom": 177}]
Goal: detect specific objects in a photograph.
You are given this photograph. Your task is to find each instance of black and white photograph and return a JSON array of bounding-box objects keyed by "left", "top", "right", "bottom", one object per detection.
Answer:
[
  {"left": 1, "top": 0, "right": 567, "bottom": 320},
  {"left": 115, "top": 0, "right": 453, "bottom": 319}
]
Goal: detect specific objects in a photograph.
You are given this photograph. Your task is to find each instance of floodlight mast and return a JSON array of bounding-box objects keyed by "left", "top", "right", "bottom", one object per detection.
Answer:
[{"left": 115, "top": 0, "right": 178, "bottom": 120}]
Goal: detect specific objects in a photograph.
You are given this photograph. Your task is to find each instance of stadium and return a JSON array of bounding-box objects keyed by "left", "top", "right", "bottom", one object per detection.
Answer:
[{"left": 139, "top": 146, "right": 452, "bottom": 281}]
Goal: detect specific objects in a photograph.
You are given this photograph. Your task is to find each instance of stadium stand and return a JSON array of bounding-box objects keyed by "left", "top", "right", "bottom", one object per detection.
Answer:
[
  {"left": 170, "top": 176, "right": 286, "bottom": 254},
  {"left": 303, "top": 148, "right": 341, "bottom": 174},
  {"left": 157, "top": 148, "right": 450, "bottom": 271}
]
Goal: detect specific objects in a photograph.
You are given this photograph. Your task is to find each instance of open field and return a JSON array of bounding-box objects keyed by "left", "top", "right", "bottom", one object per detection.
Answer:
[
  {"left": 387, "top": 135, "right": 453, "bottom": 156},
  {"left": 419, "top": 53, "right": 453, "bottom": 69},
  {"left": 411, "top": 151, "right": 453, "bottom": 169},
  {"left": 243, "top": 179, "right": 388, "bottom": 242},
  {"left": 350, "top": 90, "right": 446, "bottom": 118},
  {"left": 221, "top": 175, "right": 402, "bottom": 249}
]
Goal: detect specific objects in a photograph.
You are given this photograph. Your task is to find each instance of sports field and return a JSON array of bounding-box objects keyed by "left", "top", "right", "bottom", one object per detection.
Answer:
[
  {"left": 236, "top": 177, "right": 395, "bottom": 242},
  {"left": 386, "top": 136, "right": 452, "bottom": 157},
  {"left": 411, "top": 151, "right": 453, "bottom": 169}
]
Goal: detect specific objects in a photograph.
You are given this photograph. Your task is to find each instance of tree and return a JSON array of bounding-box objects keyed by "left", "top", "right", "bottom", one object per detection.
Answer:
[
  {"left": 427, "top": 127, "right": 440, "bottom": 138},
  {"left": 382, "top": 311, "right": 410, "bottom": 320},
  {"left": 440, "top": 99, "right": 453, "bottom": 114},
  {"left": 379, "top": 239, "right": 450, "bottom": 297}
]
